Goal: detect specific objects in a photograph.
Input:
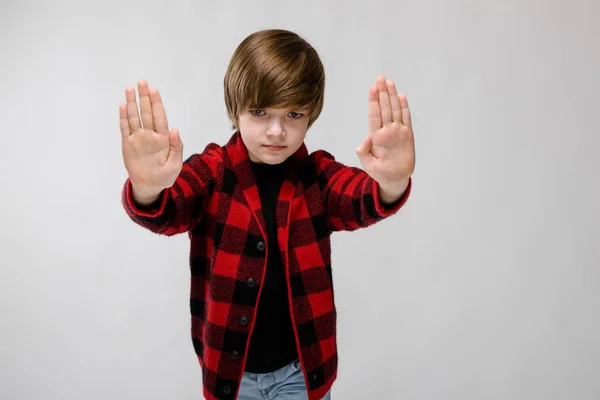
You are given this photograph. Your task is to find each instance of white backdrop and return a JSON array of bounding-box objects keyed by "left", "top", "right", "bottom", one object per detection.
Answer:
[{"left": 1, "top": 0, "right": 599, "bottom": 399}]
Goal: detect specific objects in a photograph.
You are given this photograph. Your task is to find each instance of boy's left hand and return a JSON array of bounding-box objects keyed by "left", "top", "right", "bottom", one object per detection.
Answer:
[{"left": 356, "top": 76, "right": 415, "bottom": 197}]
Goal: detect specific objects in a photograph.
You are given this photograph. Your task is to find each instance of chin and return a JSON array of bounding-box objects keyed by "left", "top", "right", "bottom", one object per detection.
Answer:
[{"left": 262, "top": 157, "right": 286, "bottom": 165}]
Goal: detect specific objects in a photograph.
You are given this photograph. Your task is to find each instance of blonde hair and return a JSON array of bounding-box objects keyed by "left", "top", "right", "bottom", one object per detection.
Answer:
[{"left": 224, "top": 29, "right": 325, "bottom": 131}]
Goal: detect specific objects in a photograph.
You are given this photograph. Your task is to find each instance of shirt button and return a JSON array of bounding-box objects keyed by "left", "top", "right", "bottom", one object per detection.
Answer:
[
  {"left": 223, "top": 385, "right": 232, "bottom": 395},
  {"left": 247, "top": 278, "right": 256, "bottom": 287},
  {"left": 257, "top": 241, "right": 265, "bottom": 251},
  {"left": 230, "top": 350, "right": 240, "bottom": 360},
  {"left": 239, "top": 316, "right": 248, "bottom": 326}
]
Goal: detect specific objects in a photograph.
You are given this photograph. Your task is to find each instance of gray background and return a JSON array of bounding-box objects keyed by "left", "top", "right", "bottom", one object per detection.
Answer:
[{"left": 1, "top": 0, "right": 599, "bottom": 399}]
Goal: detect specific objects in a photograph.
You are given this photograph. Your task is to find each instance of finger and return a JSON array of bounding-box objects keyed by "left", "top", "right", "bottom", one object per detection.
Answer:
[
  {"left": 376, "top": 76, "right": 392, "bottom": 126},
  {"left": 125, "top": 85, "right": 142, "bottom": 132},
  {"left": 399, "top": 93, "right": 412, "bottom": 127},
  {"left": 138, "top": 80, "right": 154, "bottom": 131},
  {"left": 119, "top": 104, "right": 131, "bottom": 139},
  {"left": 355, "top": 135, "right": 373, "bottom": 155},
  {"left": 169, "top": 128, "right": 183, "bottom": 163},
  {"left": 368, "top": 86, "right": 381, "bottom": 135},
  {"left": 355, "top": 136, "right": 375, "bottom": 170},
  {"left": 387, "top": 80, "right": 402, "bottom": 123},
  {"left": 150, "top": 88, "right": 169, "bottom": 135}
]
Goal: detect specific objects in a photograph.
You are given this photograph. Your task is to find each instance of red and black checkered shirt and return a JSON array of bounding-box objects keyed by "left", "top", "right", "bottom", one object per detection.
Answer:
[{"left": 122, "top": 131, "right": 412, "bottom": 400}]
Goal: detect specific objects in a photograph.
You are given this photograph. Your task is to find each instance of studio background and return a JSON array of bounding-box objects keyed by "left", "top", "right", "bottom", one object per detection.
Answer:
[{"left": 1, "top": 0, "right": 599, "bottom": 399}]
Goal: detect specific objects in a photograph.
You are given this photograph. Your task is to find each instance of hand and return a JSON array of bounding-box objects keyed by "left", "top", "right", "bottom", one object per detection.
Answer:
[
  {"left": 355, "top": 76, "right": 415, "bottom": 192},
  {"left": 119, "top": 80, "right": 183, "bottom": 196}
]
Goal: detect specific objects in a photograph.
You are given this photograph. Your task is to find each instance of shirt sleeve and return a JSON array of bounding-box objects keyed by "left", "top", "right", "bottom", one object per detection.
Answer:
[
  {"left": 312, "top": 149, "right": 412, "bottom": 232},
  {"left": 121, "top": 144, "right": 221, "bottom": 235}
]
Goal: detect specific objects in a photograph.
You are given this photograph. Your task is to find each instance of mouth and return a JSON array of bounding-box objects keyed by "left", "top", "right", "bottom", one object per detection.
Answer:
[{"left": 263, "top": 145, "right": 286, "bottom": 150}]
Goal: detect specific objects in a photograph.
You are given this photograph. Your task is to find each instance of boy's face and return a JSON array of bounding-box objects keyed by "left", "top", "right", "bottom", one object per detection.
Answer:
[{"left": 237, "top": 105, "right": 310, "bottom": 164}]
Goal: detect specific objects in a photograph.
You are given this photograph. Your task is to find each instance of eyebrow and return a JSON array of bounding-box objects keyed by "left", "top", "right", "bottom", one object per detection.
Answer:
[{"left": 290, "top": 106, "right": 310, "bottom": 112}]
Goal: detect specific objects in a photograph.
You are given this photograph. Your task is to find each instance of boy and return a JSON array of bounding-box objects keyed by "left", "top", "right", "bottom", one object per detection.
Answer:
[{"left": 119, "top": 29, "right": 415, "bottom": 400}]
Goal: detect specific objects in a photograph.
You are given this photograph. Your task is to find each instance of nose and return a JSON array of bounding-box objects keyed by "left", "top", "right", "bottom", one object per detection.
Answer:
[{"left": 266, "top": 120, "right": 285, "bottom": 138}]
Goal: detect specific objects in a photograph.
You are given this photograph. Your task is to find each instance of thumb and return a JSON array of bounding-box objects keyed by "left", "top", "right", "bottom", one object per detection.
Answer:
[
  {"left": 169, "top": 128, "right": 183, "bottom": 161},
  {"left": 355, "top": 135, "right": 373, "bottom": 158},
  {"left": 355, "top": 135, "right": 374, "bottom": 170}
]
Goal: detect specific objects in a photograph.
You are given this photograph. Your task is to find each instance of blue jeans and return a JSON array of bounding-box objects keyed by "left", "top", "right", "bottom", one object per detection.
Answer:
[{"left": 238, "top": 359, "right": 331, "bottom": 400}]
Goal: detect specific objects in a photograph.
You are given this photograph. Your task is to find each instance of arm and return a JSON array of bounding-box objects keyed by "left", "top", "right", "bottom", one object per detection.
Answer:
[
  {"left": 314, "top": 150, "right": 411, "bottom": 232},
  {"left": 122, "top": 145, "right": 221, "bottom": 235},
  {"left": 347, "top": 75, "right": 416, "bottom": 227}
]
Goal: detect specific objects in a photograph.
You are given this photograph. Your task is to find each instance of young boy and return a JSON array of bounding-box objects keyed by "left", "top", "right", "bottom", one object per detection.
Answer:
[{"left": 119, "top": 29, "right": 415, "bottom": 400}]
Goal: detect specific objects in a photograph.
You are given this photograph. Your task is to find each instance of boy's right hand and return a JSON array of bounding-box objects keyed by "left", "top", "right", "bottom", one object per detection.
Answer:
[{"left": 119, "top": 80, "right": 183, "bottom": 205}]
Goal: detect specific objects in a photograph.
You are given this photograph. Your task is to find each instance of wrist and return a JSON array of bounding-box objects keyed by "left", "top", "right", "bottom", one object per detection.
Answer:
[
  {"left": 378, "top": 178, "right": 410, "bottom": 204},
  {"left": 131, "top": 184, "right": 163, "bottom": 207}
]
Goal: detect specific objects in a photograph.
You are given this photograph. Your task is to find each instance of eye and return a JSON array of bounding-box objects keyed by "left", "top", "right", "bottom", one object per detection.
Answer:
[
  {"left": 250, "top": 109, "right": 265, "bottom": 116},
  {"left": 289, "top": 112, "right": 303, "bottom": 119}
]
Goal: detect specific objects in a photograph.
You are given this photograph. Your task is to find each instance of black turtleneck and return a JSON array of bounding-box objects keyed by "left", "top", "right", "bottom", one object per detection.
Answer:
[{"left": 244, "top": 159, "right": 299, "bottom": 373}]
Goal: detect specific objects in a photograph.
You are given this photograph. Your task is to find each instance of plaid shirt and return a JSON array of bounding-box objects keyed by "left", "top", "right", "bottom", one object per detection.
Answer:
[{"left": 122, "top": 131, "right": 412, "bottom": 400}]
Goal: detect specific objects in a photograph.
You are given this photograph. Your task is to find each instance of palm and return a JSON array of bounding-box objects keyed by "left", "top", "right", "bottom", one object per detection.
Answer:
[{"left": 122, "top": 129, "right": 176, "bottom": 188}]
